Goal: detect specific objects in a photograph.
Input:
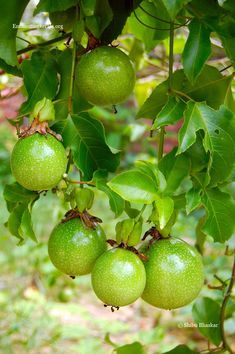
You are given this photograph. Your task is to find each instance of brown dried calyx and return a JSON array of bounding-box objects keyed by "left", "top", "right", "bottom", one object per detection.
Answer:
[
  {"left": 62, "top": 209, "right": 102, "bottom": 229},
  {"left": 142, "top": 226, "right": 170, "bottom": 247},
  {"left": 18, "top": 117, "right": 62, "bottom": 141},
  {"left": 106, "top": 239, "right": 148, "bottom": 261}
]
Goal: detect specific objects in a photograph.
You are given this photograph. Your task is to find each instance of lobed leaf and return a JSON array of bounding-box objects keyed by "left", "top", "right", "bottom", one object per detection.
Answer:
[
  {"left": 178, "top": 102, "right": 235, "bottom": 186},
  {"left": 202, "top": 188, "right": 235, "bottom": 243}
]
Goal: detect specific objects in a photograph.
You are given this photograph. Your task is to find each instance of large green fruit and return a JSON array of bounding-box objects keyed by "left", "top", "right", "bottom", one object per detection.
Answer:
[
  {"left": 11, "top": 133, "right": 67, "bottom": 191},
  {"left": 75, "top": 46, "right": 136, "bottom": 106},
  {"left": 91, "top": 248, "right": 146, "bottom": 307},
  {"left": 48, "top": 218, "right": 107, "bottom": 276},
  {"left": 142, "top": 238, "right": 204, "bottom": 310}
]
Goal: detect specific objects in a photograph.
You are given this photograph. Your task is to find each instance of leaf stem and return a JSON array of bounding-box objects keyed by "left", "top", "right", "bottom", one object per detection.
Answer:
[
  {"left": 158, "top": 128, "right": 165, "bottom": 161},
  {"left": 17, "top": 32, "right": 72, "bottom": 55},
  {"left": 136, "top": 204, "right": 147, "bottom": 222},
  {"left": 220, "top": 254, "right": 235, "bottom": 353},
  {"left": 67, "top": 179, "right": 95, "bottom": 186},
  {"left": 168, "top": 22, "right": 174, "bottom": 93}
]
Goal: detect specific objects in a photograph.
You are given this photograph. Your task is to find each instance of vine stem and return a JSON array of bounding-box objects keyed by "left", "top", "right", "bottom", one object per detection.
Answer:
[
  {"left": 158, "top": 22, "right": 174, "bottom": 162},
  {"left": 68, "top": 41, "right": 77, "bottom": 114},
  {"left": 220, "top": 254, "right": 235, "bottom": 353},
  {"left": 17, "top": 32, "right": 72, "bottom": 55}
]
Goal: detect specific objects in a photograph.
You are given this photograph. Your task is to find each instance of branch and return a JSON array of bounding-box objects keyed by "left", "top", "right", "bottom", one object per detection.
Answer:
[
  {"left": 220, "top": 254, "right": 235, "bottom": 353},
  {"left": 17, "top": 32, "right": 72, "bottom": 55}
]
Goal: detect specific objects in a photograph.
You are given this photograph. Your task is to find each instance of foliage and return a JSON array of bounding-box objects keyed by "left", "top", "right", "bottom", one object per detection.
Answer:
[{"left": 0, "top": 0, "right": 235, "bottom": 353}]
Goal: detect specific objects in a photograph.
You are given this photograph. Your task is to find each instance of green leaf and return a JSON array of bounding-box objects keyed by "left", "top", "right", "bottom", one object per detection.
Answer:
[
  {"left": 192, "top": 297, "right": 222, "bottom": 346},
  {"left": 71, "top": 113, "right": 120, "bottom": 180},
  {"left": 155, "top": 196, "right": 174, "bottom": 229},
  {"left": 138, "top": 66, "right": 235, "bottom": 119},
  {"left": 101, "top": 0, "right": 142, "bottom": 43},
  {"left": 52, "top": 115, "right": 77, "bottom": 148},
  {"left": 135, "top": 161, "right": 166, "bottom": 192},
  {"left": 185, "top": 187, "right": 201, "bottom": 214},
  {"left": 34, "top": 0, "right": 78, "bottom": 14},
  {"left": 185, "top": 133, "right": 209, "bottom": 174},
  {"left": 124, "top": 202, "right": 141, "bottom": 219},
  {"left": 19, "top": 206, "right": 37, "bottom": 242},
  {"left": 158, "top": 0, "right": 190, "bottom": 19},
  {"left": 21, "top": 51, "right": 58, "bottom": 114},
  {"left": 4, "top": 182, "right": 38, "bottom": 206},
  {"left": 81, "top": 0, "right": 96, "bottom": 16},
  {"left": 0, "top": 0, "right": 30, "bottom": 66},
  {"left": 93, "top": 170, "right": 124, "bottom": 217},
  {"left": 108, "top": 170, "right": 159, "bottom": 204},
  {"left": 128, "top": 1, "right": 171, "bottom": 51},
  {"left": 163, "top": 345, "right": 198, "bottom": 354},
  {"left": 137, "top": 71, "right": 185, "bottom": 119},
  {"left": 177, "top": 102, "right": 235, "bottom": 185},
  {"left": 202, "top": 188, "right": 235, "bottom": 243},
  {"left": 159, "top": 148, "right": 190, "bottom": 194},
  {"left": 115, "top": 342, "right": 145, "bottom": 354},
  {"left": 153, "top": 96, "right": 185, "bottom": 129},
  {"left": 85, "top": 0, "right": 113, "bottom": 38},
  {"left": 8, "top": 204, "right": 26, "bottom": 242},
  {"left": 182, "top": 19, "right": 211, "bottom": 83}
]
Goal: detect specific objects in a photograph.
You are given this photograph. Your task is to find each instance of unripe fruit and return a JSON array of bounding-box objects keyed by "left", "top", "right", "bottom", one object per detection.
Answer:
[
  {"left": 48, "top": 218, "right": 107, "bottom": 276},
  {"left": 11, "top": 133, "right": 67, "bottom": 191},
  {"left": 76, "top": 46, "right": 136, "bottom": 106},
  {"left": 142, "top": 238, "right": 204, "bottom": 309},
  {"left": 91, "top": 248, "right": 146, "bottom": 307}
]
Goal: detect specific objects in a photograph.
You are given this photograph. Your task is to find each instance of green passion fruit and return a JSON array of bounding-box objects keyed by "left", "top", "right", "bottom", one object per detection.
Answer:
[
  {"left": 142, "top": 237, "right": 204, "bottom": 310},
  {"left": 48, "top": 218, "right": 107, "bottom": 276},
  {"left": 91, "top": 248, "right": 146, "bottom": 307},
  {"left": 11, "top": 133, "right": 67, "bottom": 191},
  {"left": 75, "top": 46, "right": 136, "bottom": 106}
]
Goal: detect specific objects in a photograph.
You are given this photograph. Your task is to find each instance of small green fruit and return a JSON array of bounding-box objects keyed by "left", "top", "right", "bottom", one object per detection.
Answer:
[
  {"left": 11, "top": 133, "right": 67, "bottom": 191},
  {"left": 91, "top": 248, "right": 146, "bottom": 307},
  {"left": 48, "top": 218, "right": 107, "bottom": 276},
  {"left": 76, "top": 46, "right": 136, "bottom": 106},
  {"left": 142, "top": 238, "right": 204, "bottom": 309}
]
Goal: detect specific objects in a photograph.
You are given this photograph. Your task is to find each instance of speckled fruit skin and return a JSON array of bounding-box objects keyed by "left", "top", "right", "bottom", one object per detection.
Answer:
[
  {"left": 11, "top": 133, "right": 67, "bottom": 191},
  {"left": 76, "top": 46, "right": 136, "bottom": 106},
  {"left": 48, "top": 218, "right": 107, "bottom": 276},
  {"left": 91, "top": 248, "right": 146, "bottom": 307},
  {"left": 142, "top": 238, "right": 204, "bottom": 310}
]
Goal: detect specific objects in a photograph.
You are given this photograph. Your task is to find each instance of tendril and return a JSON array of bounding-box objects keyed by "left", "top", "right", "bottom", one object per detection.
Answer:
[
  {"left": 138, "top": 4, "right": 181, "bottom": 26},
  {"left": 133, "top": 11, "right": 188, "bottom": 31}
]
